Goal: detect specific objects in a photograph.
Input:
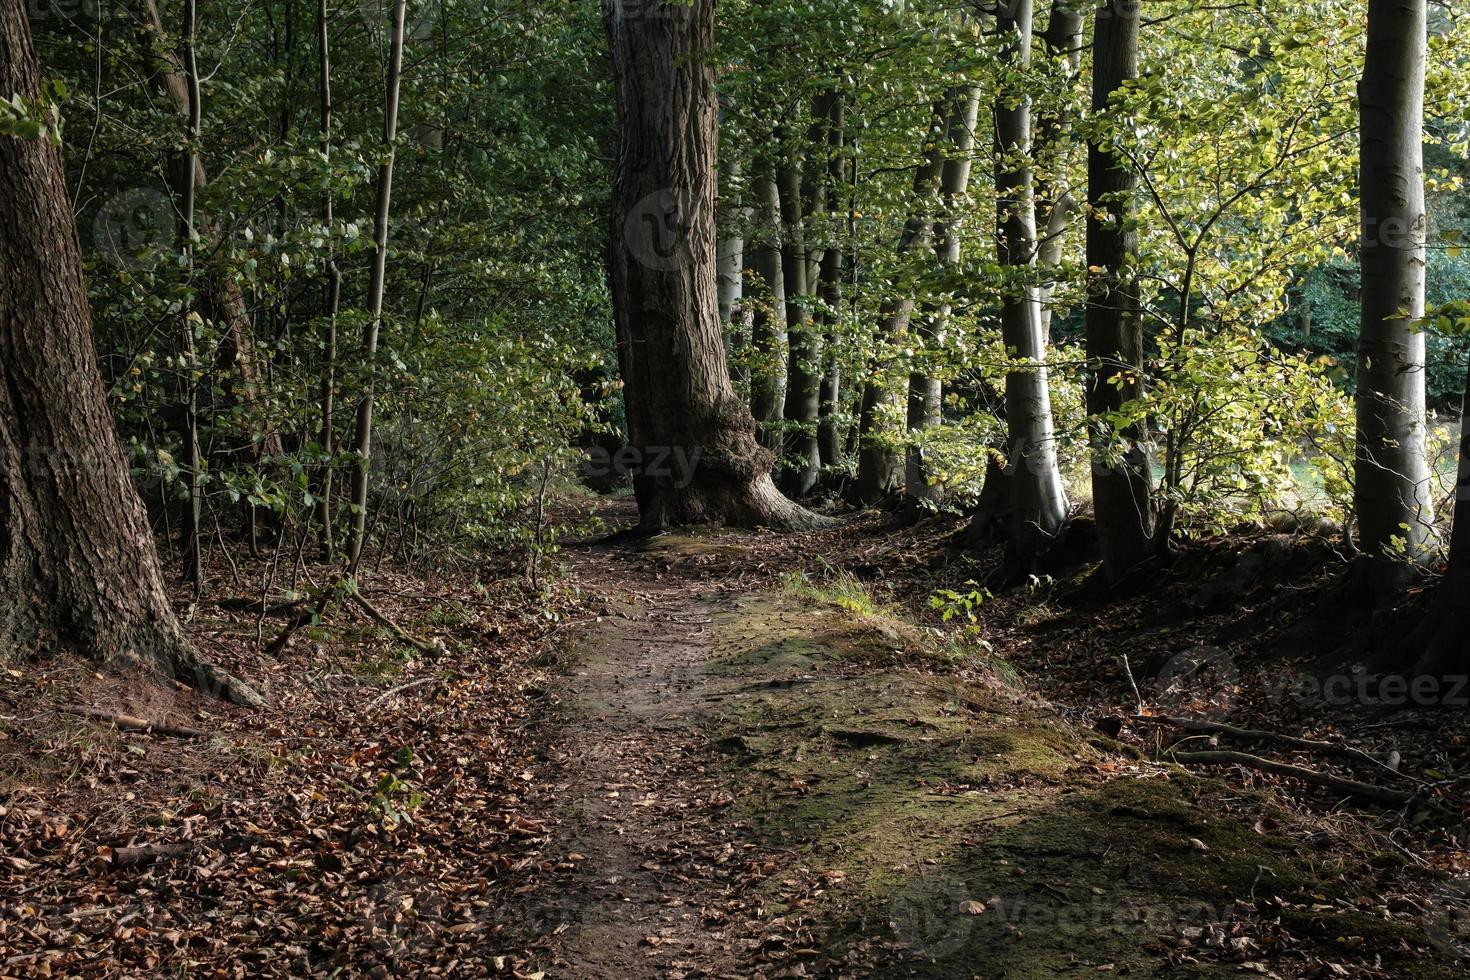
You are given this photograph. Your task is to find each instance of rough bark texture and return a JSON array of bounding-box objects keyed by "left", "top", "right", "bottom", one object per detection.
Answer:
[
  {"left": 1086, "top": 0, "right": 1154, "bottom": 581},
  {"left": 0, "top": 0, "right": 258, "bottom": 705},
  {"left": 602, "top": 0, "right": 821, "bottom": 532},
  {"left": 994, "top": 0, "right": 1070, "bottom": 561},
  {"left": 1355, "top": 0, "right": 1434, "bottom": 564}
]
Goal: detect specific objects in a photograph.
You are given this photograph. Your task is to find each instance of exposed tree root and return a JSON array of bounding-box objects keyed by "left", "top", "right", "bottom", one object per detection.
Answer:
[
  {"left": 1166, "top": 749, "right": 1431, "bottom": 811},
  {"left": 1138, "top": 715, "right": 1405, "bottom": 776}
]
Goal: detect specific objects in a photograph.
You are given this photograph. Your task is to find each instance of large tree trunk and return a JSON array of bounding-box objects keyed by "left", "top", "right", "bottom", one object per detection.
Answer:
[
  {"left": 994, "top": 0, "right": 1070, "bottom": 563},
  {"left": 1086, "top": 0, "right": 1154, "bottom": 582},
  {"left": 602, "top": 0, "right": 821, "bottom": 532},
  {"left": 1355, "top": 0, "right": 1434, "bottom": 566},
  {"left": 0, "top": 0, "right": 258, "bottom": 705}
]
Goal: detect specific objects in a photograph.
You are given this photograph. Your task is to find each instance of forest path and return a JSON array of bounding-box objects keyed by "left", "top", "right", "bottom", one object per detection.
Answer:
[
  {"left": 518, "top": 537, "right": 773, "bottom": 977},
  {"left": 510, "top": 527, "right": 1463, "bottom": 979}
]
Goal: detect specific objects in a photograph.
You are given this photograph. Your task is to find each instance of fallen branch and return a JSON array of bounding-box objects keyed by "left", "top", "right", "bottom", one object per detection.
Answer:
[
  {"left": 349, "top": 591, "right": 443, "bottom": 654},
  {"left": 1166, "top": 749, "right": 1417, "bottom": 808},
  {"left": 216, "top": 596, "right": 309, "bottom": 616},
  {"left": 1137, "top": 715, "right": 1416, "bottom": 781},
  {"left": 58, "top": 706, "right": 208, "bottom": 739}
]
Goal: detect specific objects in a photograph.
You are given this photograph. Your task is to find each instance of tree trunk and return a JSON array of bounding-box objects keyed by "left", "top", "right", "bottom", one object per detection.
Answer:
[
  {"left": 994, "top": 0, "right": 1070, "bottom": 562},
  {"left": 777, "top": 137, "right": 821, "bottom": 497},
  {"left": 315, "top": 0, "right": 341, "bottom": 560},
  {"left": 1355, "top": 0, "right": 1434, "bottom": 566},
  {"left": 1086, "top": 0, "right": 1154, "bottom": 582},
  {"left": 0, "top": 0, "right": 258, "bottom": 705},
  {"left": 345, "top": 0, "right": 407, "bottom": 573},
  {"left": 747, "top": 162, "right": 787, "bottom": 450},
  {"left": 602, "top": 0, "right": 821, "bottom": 532},
  {"left": 178, "top": 0, "right": 203, "bottom": 589},
  {"left": 853, "top": 100, "right": 951, "bottom": 506},
  {"left": 815, "top": 99, "right": 847, "bottom": 473},
  {"left": 904, "top": 86, "right": 982, "bottom": 513},
  {"left": 128, "top": 0, "right": 280, "bottom": 462},
  {"left": 1035, "top": 2, "right": 1084, "bottom": 342},
  {"left": 1408, "top": 355, "right": 1470, "bottom": 676},
  {"left": 717, "top": 160, "right": 748, "bottom": 386}
]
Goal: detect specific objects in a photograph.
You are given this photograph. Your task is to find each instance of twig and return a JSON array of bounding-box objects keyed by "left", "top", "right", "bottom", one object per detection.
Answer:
[
  {"left": 58, "top": 706, "right": 208, "bottom": 739},
  {"left": 1121, "top": 654, "right": 1144, "bottom": 715},
  {"left": 367, "top": 673, "right": 466, "bottom": 710}
]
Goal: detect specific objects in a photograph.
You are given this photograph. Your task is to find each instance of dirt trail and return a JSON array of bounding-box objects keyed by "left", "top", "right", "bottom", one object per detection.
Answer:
[
  {"left": 520, "top": 551, "right": 769, "bottom": 977},
  {"left": 510, "top": 532, "right": 1464, "bottom": 979}
]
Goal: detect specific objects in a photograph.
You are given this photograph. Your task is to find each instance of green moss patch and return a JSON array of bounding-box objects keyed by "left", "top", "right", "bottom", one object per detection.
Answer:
[{"left": 685, "top": 593, "right": 1460, "bottom": 977}]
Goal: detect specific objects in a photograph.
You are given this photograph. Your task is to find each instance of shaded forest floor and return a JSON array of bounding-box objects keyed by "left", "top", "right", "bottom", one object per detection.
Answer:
[{"left": 3, "top": 498, "right": 1470, "bottom": 977}]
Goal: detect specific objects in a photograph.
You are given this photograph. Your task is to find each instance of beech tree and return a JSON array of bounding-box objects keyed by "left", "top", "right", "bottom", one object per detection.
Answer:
[
  {"left": 1355, "top": 0, "right": 1435, "bottom": 567},
  {"left": 0, "top": 0, "right": 257, "bottom": 705},
  {"left": 992, "top": 0, "right": 1069, "bottom": 561},
  {"left": 602, "top": 0, "right": 819, "bottom": 531},
  {"left": 1086, "top": 0, "right": 1153, "bottom": 579}
]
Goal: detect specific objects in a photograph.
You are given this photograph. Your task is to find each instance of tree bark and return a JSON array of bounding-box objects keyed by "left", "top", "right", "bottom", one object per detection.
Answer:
[
  {"left": 1407, "top": 355, "right": 1470, "bottom": 676},
  {"left": 315, "top": 0, "right": 341, "bottom": 560},
  {"left": 903, "top": 86, "right": 982, "bottom": 513},
  {"left": 994, "top": 0, "right": 1070, "bottom": 563},
  {"left": 345, "top": 0, "right": 407, "bottom": 573},
  {"left": 1086, "top": 0, "right": 1154, "bottom": 582},
  {"left": 1035, "top": 2, "right": 1084, "bottom": 342},
  {"left": 602, "top": 0, "right": 822, "bottom": 532},
  {"left": 815, "top": 99, "right": 847, "bottom": 473},
  {"left": 717, "top": 160, "right": 748, "bottom": 386},
  {"left": 177, "top": 0, "right": 203, "bottom": 588},
  {"left": 1355, "top": 0, "right": 1434, "bottom": 566},
  {"left": 747, "top": 160, "right": 787, "bottom": 450},
  {"left": 0, "top": 0, "right": 258, "bottom": 705},
  {"left": 777, "top": 134, "right": 821, "bottom": 497}
]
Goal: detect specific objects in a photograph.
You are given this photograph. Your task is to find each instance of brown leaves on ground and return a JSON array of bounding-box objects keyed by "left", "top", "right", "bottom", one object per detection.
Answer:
[{"left": 0, "top": 555, "right": 594, "bottom": 978}]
